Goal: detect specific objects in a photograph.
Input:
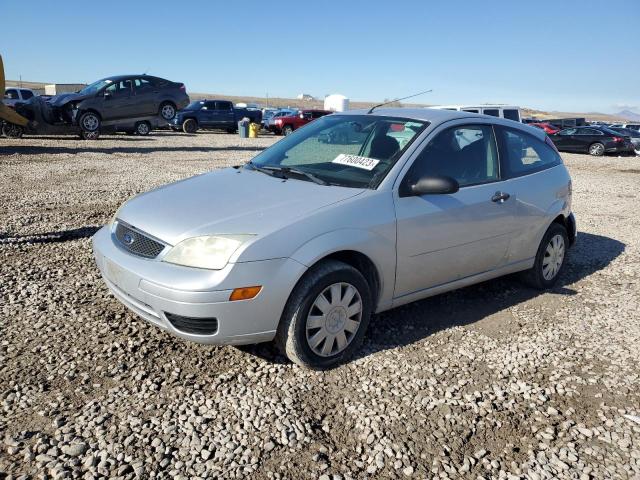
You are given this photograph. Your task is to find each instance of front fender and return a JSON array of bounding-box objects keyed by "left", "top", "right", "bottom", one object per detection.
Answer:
[{"left": 290, "top": 228, "right": 396, "bottom": 311}]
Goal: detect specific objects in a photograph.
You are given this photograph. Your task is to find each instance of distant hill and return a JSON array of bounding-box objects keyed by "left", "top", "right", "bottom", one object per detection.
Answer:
[{"left": 614, "top": 110, "right": 640, "bottom": 121}]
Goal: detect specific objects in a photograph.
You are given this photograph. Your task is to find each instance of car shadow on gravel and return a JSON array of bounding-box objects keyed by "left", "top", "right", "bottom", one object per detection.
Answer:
[
  {"left": 0, "top": 226, "right": 101, "bottom": 245},
  {"left": 242, "top": 232, "right": 625, "bottom": 367},
  {"left": 0, "top": 145, "right": 267, "bottom": 155}
]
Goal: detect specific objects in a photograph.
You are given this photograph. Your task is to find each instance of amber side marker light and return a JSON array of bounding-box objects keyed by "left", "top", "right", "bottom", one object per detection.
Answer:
[{"left": 229, "top": 286, "right": 262, "bottom": 301}]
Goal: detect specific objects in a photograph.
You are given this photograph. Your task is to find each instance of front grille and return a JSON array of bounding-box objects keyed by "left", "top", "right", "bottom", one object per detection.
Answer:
[
  {"left": 165, "top": 313, "right": 218, "bottom": 335},
  {"left": 114, "top": 221, "right": 165, "bottom": 259}
]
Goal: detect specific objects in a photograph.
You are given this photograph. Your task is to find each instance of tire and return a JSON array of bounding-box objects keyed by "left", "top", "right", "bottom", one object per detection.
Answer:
[
  {"left": 283, "top": 125, "right": 294, "bottom": 136},
  {"left": 135, "top": 121, "right": 151, "bottom": 136},
  {"left": 520, "top": 222, "right": 568, "bottom": 290},
  {"left": 159, "top": 102, "right": 177, "bottom": 121},
  {"left": 182, "top": 118, "right": 198, "bottom": 134},
  {"left": 80, "top": 129, "right": 100, "bottom": 140},
  {"left": 588, "top": 142, "right": 605, "bottom": 156},
  {"left": 275, "top": 260, "right": 373, "bottom": 369},
  {"left": 79, "top": 111, "right": 101, "bottom": 132},
  {"left": 2, "top": 122, "right": 24, "bottom": 138}
]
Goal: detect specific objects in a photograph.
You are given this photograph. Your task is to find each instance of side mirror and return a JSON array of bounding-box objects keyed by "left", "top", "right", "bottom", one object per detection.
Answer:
[{"left": 408, "top": 175, "right": 459, "bottom": 196}]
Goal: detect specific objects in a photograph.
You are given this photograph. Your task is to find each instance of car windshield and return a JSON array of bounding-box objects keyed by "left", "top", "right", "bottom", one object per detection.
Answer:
[
  {"left": 247, "top": 114, "right": 428, "bottom": 188},
  {"left": 184, "top": 101, "right": 204, "bottom": 110},
  {"left": 77, "top": 79, "right": 114, "bottom": 95}
]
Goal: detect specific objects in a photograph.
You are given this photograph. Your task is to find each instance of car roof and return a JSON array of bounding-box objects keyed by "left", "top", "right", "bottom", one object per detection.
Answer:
[{"left": 336, "top": 108, "right": 547, "bottom": 140}]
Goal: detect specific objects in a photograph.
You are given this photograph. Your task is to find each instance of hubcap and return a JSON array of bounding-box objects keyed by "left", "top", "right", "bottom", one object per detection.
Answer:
[
  {"left": 306, "top": 282, "right": 362, "bottom": 357},
  {"left": 83, "top": 115, "right": 99, "bottom": 131},
  {"left": 542, "top": 234, "right": 565, "bottom": 281},
  {"left": 138, "top": 123, "right": 149, "bottom": 134},
  {"left": 590, "top": 144, "right": 603, "bottom": 155}
]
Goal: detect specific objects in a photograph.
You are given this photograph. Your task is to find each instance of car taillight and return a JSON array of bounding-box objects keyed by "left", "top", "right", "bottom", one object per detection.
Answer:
[{"left": 612, "top": 136, "right": 623, "bottom": 142}]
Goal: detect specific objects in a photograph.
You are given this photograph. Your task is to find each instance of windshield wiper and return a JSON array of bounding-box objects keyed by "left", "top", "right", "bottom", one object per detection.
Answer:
[{"left": 247, "top": 162, "right": 328, "bottom": 186}]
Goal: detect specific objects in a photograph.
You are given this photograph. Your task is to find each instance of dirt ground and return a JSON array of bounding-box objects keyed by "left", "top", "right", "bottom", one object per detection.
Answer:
[{"left": 1, "top": 130, "right": 639, "bottom": 479}]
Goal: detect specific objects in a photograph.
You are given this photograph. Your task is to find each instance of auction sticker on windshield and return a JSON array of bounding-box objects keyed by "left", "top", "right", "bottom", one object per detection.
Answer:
[{"left": 332, "top": 154, "right": 380, "bottom": 171}]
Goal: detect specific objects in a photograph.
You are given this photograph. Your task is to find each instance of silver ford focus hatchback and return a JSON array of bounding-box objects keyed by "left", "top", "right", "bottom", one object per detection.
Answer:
[{"left": 93, "top": 108, "right": 576, "bottom": 369}]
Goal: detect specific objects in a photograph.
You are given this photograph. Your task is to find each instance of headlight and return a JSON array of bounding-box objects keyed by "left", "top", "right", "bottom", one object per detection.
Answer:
[{"left": 163, "top": 235, "right": 254, "bottom": 270}]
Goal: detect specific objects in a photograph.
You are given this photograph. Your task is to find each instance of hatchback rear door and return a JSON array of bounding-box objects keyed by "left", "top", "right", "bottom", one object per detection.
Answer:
[{"left": 393, "top": 122, "right": 516, "bottom": 298}]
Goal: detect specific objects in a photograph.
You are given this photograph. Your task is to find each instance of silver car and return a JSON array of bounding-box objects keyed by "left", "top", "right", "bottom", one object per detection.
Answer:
[{"left": 93, "top": 108, "right": 576, "bottom": 369}]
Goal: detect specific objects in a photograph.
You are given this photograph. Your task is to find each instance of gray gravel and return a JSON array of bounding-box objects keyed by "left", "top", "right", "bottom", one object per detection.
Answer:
[{"left": 1, "top": 131, "right": 639, "bottom": 479}]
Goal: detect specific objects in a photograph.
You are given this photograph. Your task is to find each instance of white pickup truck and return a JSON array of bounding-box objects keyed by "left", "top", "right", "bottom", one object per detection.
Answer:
[{"left": 3, "top": 87, "right": 36, "bottom": 108}]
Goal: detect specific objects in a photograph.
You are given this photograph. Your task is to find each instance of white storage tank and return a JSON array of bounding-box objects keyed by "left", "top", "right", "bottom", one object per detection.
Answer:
[{"left": 324, "top": 94, "right": 349, "bottom": 112}]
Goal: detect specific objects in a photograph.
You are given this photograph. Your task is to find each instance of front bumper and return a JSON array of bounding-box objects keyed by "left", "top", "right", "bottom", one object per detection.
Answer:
[{"left": 92, "top": 225, "right": 307, "bottom": 345}]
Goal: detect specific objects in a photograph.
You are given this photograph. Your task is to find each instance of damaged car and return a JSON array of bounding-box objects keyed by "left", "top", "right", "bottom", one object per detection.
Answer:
[{"left": 4, "top": 74, "right": 189, "bottom": 139}]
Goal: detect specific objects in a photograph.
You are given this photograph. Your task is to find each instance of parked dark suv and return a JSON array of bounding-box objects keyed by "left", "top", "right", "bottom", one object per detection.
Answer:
[
  {"left": 46, "top": 75, "right": 190, "bottom": 134},
  {"left": 549, "top": 126, "right": 635, "bottom": 156}
]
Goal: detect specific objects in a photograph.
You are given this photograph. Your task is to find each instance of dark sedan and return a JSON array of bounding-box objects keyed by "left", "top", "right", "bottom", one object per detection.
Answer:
[
  {"left": 549, "top": 126, "right": 635, "bottom": 156},
  {"left": 608, "top": 127, "right": 640, "bottom": 154}
]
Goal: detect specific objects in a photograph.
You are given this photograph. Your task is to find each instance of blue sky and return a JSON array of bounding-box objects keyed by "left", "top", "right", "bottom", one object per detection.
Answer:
[{"left": 3, "top": 0, "right": 639, "bottom": 113}]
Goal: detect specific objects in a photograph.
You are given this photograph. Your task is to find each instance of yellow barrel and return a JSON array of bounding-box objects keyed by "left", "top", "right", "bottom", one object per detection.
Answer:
[{"left": 249, "top": 122, "right": 260, "bottom": 138}]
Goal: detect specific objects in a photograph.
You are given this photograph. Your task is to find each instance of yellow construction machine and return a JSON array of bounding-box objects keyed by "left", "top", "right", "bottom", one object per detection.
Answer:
[{"left": 0, "top": 54, "right": 30, "bottom": 137}]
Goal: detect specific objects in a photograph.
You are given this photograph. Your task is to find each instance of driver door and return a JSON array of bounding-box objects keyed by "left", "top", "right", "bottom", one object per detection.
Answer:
[{"left": 393, "top": 123, "right": 516, "bottom": 298}]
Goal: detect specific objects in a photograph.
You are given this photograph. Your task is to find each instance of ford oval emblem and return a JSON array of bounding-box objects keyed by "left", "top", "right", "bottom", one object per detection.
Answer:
[{"left": 122, "top": 233, "right": 135, "bottom": 245}]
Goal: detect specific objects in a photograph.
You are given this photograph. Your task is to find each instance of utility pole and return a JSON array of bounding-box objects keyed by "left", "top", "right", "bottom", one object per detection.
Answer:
[{"left": 19, "top": 75, "right": 22, "bottom": 87}]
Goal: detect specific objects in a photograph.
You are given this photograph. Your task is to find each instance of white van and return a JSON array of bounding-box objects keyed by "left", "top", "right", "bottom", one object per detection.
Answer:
[{"left": 431, "top": 104, "right": 521, "bottom": 122}]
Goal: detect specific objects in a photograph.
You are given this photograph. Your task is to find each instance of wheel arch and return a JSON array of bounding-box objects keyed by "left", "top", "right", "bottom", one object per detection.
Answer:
[{"left": 289, "top": 229, "right": 395, "bottom": 312}]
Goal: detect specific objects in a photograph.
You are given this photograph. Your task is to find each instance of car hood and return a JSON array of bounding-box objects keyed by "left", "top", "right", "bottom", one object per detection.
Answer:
[
  {"left": 48, "top": 92, "right": 92, "bottom": 107},
  {"left": 117, "top": 167, "right": 365, "bottom": 245}
]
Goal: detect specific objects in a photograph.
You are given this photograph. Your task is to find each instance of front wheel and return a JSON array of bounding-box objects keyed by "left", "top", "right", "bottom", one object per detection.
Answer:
[
  {"left": 2, "top": 122, "right": 24, "bottom": 138},
  {"left": 588, "top": 142, "right": 605, "bottom": 156},
  {"left": 135, "top": 121, "right": 151, "bottom": 135},
  {"left": 79, "top": 111, "right": 101, "bottom": 132},
  {"left": 283, "top": 125, "right": 294, "bottom": 136},
  {"left": 276, "top": 260, "right": 372, "bottom": 369},
  {"left": 80, "top": 129, "right": 100, "bottom": 140},
  {"left": 159, "top": 102, "right": 177, "bottom": 121},
  {"left": 182, "top": 118, "right": 198, "bottom": 134},
  {"left": 520, "top": 223, "right": 568, "bottom": 290}
]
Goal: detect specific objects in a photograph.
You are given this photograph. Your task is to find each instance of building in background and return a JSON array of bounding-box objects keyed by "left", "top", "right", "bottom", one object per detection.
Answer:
[
  {"left": 324, "top": 94, "right": 349, "bottom": 112},
  {"left": 45, "top": 83, "right": 86, "bottom": 95}
]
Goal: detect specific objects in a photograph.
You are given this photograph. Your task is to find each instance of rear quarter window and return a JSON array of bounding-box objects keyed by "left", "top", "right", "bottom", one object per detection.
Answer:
[
  {"left": 483, "top": 109, "right": 500, "bottom": 117},
  {"left": 497, "top": 126, "right": 562, "bottom": 178},
  {"left": 503, "top": 109, "right": 520, "bottom": 122}
]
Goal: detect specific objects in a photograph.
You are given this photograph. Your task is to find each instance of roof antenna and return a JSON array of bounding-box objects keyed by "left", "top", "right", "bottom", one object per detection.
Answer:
[{"left": 367, "top": 89, "right": 433, "bottom": 114}]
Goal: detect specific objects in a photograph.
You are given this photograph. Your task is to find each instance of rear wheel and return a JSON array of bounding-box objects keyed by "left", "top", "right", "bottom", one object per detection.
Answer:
[
  {"left": 283, "top": 125, "right": 294, "bottom": 136},
  {"left": 520, "top": 223, "right": 568, "bottom": 290},
  {"left": 182, "top": 118, "right": 198, "bottom": 134},
  {"left": 135, "top": 121, "right": 151, "bottom": 135},
  {"left": 276, "top": 260, "right": 372, "bottom": 369},
  {"left": 2, "top": 122, "right": 24, "bottom": 138},
  {"left": 588, "top": 142, "right": 605, "bottom": 156},
  {"left": 159, "top": 102, "right": 177, "bottom": 121}
]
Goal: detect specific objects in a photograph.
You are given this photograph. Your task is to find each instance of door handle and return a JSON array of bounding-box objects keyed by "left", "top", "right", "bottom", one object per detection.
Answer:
[{"left": 491, "top": 191, "right": 510, "bottom": 203}]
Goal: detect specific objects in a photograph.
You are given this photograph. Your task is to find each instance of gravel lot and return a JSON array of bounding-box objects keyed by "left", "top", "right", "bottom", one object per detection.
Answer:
[{"left": 1, "top": 131, "right": 639, "bottom": 479}]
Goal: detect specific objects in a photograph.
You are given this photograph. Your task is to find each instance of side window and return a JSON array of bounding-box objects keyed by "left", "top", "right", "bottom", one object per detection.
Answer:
[
  {"left": 134, "top": 78, "right": 153, "bottom": 91},
  {"left": 20, "top": 90, "right": 34, "bottom": 99},
  {"left": 312, "top": 111, "right": 326, "bottom": 119},
  {"left": 215, "top": 101, "right": 232, "bottom": 111},
  {"left": 204, "top": 101, "right": 216, "bottom": 110},
  {"left": 462, "top": 109, "right": 479, "bottom": 113},
  {"left": 503, "top": 109, "right": 520, "bottom": 121},
  {"left": 580, "top": 128, "right": 600, "bottom": 135},
  {"left": 483, "top": 109, "right": 500, "bottom": 117},
  {"left": 559, "top": 128, "right": 577, "bottom": 136},
  {"left": 499, "top": 127, "right": 561, "bottom": 178},
  {"left": 4, "top": 89, "right": 19, "bottom": 99},
  {"left": 404, "top": 124, "right": 499, "bottom": 189}
]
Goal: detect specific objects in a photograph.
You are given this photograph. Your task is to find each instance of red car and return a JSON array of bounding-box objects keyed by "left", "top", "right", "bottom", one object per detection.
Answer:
[
  {"left": 530, "top": 122, "right": 560, "bottom": 135},
  {"left": 271, "top": 109, "right": 332, "bottom": 135}
]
